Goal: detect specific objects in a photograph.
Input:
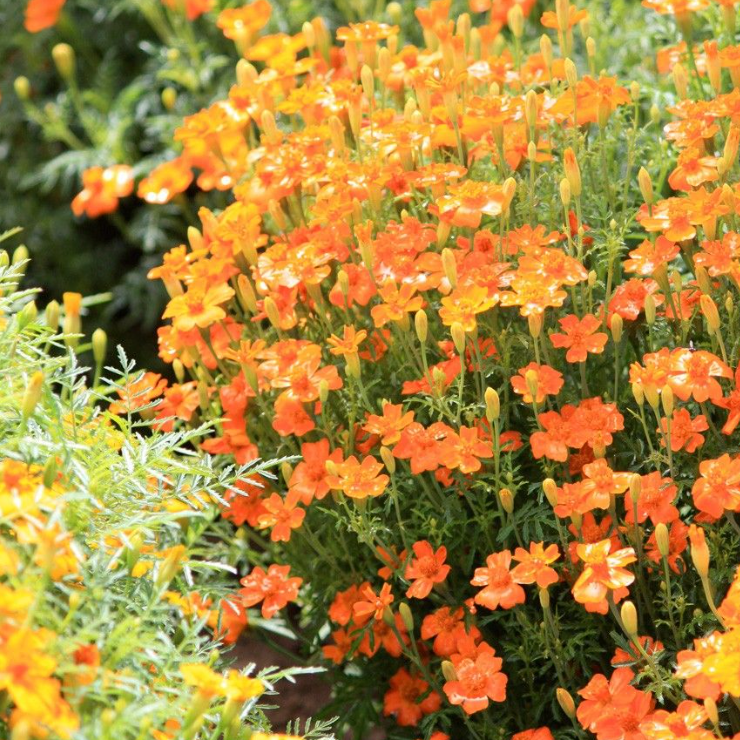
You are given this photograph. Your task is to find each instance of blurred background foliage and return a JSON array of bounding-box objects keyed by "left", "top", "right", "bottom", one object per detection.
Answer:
[{"left": 0, "top": 0, "right": 661, "bottom": 370}]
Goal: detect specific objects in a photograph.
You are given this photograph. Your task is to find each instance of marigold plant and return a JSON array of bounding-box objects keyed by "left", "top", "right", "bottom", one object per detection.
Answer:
[{"left": 0, "top": 234, "right": 331, "bottom": 740}]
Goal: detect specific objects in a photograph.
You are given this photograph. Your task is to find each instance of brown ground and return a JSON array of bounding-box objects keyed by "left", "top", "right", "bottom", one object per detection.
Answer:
[{"left": 233, "top": 635, "right": 385, "bottom": 739}]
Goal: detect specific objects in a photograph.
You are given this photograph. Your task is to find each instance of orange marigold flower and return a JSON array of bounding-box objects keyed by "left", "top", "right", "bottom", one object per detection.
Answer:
[
  {"left": 364, "top": 403, "right": 415, "bottom": 446},
  {"left": 383, "top": 668, "right": 441, "bottom": 727},
  {"left": 439, "top": 285, "right": 498, "bottom": 332},
  {"left": 436, "top": 180, "right": 509, "bottom": 229},
  {"left": 217, "top": 0, "right": 272, "bottom": 40},
  {"left": 471, "top": 550, "right": 526, "bottom": 610},
  {"left": 511, "top": 542, "right": 560, "bottom": 589},
  {"left": 137, "top": 157, "right": 193, "bottom": 205},
  {"left": 692, "top": 453, "right": 740, "bottom": 518},
  {"left": 550, "top": 313, "right": 608, "bottom": 363},
  {"left": 624, "top": 472, "right": 679, "bottom": 526},
  {"left": 161, "top": 0, "right": 214, "bottom": 20},
  {"left": 327, "top": 325, "right": 367, "bottom": 356},
  {"left": 326, "top": 455, "right": 389, "bottom": 499},
  {"left": 572, "top": 540, "right": 636, "bottom": 607},
  {"left": 256, "top": 493, "right": 305, "bottom": 542},
  {"left": 288, "top": 439, "right": 342, "bottom": 505},
  {"left": 658, "top": 408, "right": 708, "bottom": 453},
  {"left": 716, "top": 364, "right": 740, "bottom": 435},
  {"left": 642, "top": 0, "right": 710, "bottom": 13},
  {"left": 624, "top": 237, "right": 680, "bottom": 276},
  {"left": 239, "top": 564, "right": 301, "bottom": 619},
  {"left": 541, "top": 4, "right": 588, "bottom": 28},
  {"left": 439, "top": 425, "right": 493, "bottom": 473},
  {"left": 71, "top": 165, "right": 134, "bottom": 219},
  {"left": 641, "top": 701, "right": 711, "bottom": 740},
  {"left": 577, "top": 667, "right": 638, "bottom": 731},
  {"left": 353, "top": 582, "right": 394, "bottom": 621},
  {"left": 163, "top": 282, "right": 235, "bottom": 332},
  {"left": 393, "top": 422, "right": 452, "bottom": 474},
  {"left": 405, "top": 540, "right": 451, "bottom": 599},
  {"left": 668, "top": 348, "right": 732, "bottom": 404},
  {"left": 24, "top": 0, "right": 66, "bottom": 32},
  {"left": 443, "top": 641, "right": 507, "bottom": 715},
  {"left": 371, "top": 282, "right": 424, "bottom": 328},
  {"left": 511, "top": 362, "right": 564, "bottom": 404}
]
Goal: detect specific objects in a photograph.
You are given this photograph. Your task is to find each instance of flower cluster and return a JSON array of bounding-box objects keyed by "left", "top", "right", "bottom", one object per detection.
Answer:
[
  {"left": 53, "top": 0, "right": 740, "bottom": 737},
  {"left": 0, "top": 247, "right": 323, "bottom": 740}
]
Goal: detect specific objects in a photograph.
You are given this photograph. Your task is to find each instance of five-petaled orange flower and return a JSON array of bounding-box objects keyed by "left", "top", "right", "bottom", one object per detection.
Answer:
[
  {"left": 471, "top": 551, "right": 526, "bottom": 610},
  {"left": 572, "top": 540, "right": 636, "bottom": 606},
  {"left": 550, "top": 314, "right": 608, "bottom": 363},
  {"left": 404, "top": 540, "right": 451, "bottom": 599},
  {"left": 326, "top": 455, "right": 389, "bottom": 499}
]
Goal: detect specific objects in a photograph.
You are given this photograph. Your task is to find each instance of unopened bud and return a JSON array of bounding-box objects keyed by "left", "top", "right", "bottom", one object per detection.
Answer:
[
  {"left": 414, "top": 310, "right": 428, "bottom": 344},
  {"left": 485, "top": 388, "right": 500, "bottom": 422},
  {"left": 441, "top": 661, "right": 457, "bottom": 682},
  {"left": 508, "top": 4, "right": 524, "bottom": 37},
  {"left": 499, "top": 488, "right": 514, "bottom": 514},
  {"left": 22, "top": 371, "right": 44, "bottom": 420},
  {"left": 162, "top": 87, "right": 177, "bottom": 111},
  {"left": 556, "top": 688, "right": 576, "bottom": 719},
  {"left": 673, "top": 63, "right": 688, "bottom": 99},
  {"left": 610, "top": 314, "right": 623, "bottom": 343},
  {"left": 442, "top": 248, "right": 457, "bottom": 288},
  {"left": 14, "top": 76, "right": 30, "bottom": 100},
  {"left": 92, "top": 328, "right": 107, "bottom": 366},
  {"left": 542, "top": 478, "right": 558, "bottom": 507},
  {"left": 700, "top": 294, "right": 721, "bottom": 333},
  {"left": 399, "top": 602, "right": 414, "bottom": 632},
  {"left": 620, "top": 600, "right": 638, "bottom": 636},
  {"left": 644, "top": 293, "right": 656, "bottom": 325},
  {"left": 451, "top": 322, "right": 466, "bottom": 355},
  {"left": 379, "top": 446, "right": 396, "bottom": 475},
  {"left": 559, "top": 178, "right": 571, "bottom": 207},
  {"left": 52, "top": 43, "right": 75, "bottom": 80},
  {"left": 638, "top": 167, "right": 653, "bottom": 205},
  {"left": 655, "top": 522, "right": 670, "bottom": 558}
]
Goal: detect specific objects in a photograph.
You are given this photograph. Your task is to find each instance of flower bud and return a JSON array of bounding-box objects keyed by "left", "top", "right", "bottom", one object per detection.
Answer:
[
  {"left": 485, "top": 387, "right": 500, "bottom": 422},
  {"left": 559, "top": 178, "right": 571, "bottom": 207},
  {"left": 661, "top": 384, "right": 674, "bottom": 418},
  {"left": 451, "top": 322, "right": 466, "bottom": 355},
  {"left": 442, "top": 248, "right": 457, "bottom": 288},
  {"left": 638, "top": 167, "right": 653, "bottom": 206},
  {"left": 162, "top": 87, "right": 177, "bottom": 111},
  {"left": 655, "top": 523, "right": 670, "bottom": 558},
  {"left": 302, "top": 21, "right": 316, "bottom": 50},
  {"left": 555, "top": 0, "right": 570, "bottom": 32},
  {"left": 610, "top": 314, "right": 623, "bottom": 343},
  {"left": 673, "top": 62, "right": 688, "bottom": 99},
  {"left": 441, "top": 661, "right": 457, "bottom": 682},
  {"left": 14, "top": 76, "right": 30, "bottom": 100},
  {"left": 263, "top": 297, "right": 281, "bottom": 329},
  {"left": 586, "top": 37, "right": 596, "bottom": 62},
  {"left": 563, "top": 147, "right": 581, "bottom": 198},
  {"left": 525, "top": 369, "right": 539, "bottom": 402},
  {"left": 630, "top": 81, "right": 640, "bottom": 102},
  {"left": 540, "top": 35, "right": 553, "bottom": 74},
  {"left": 361, "top": 64, "right": 375, "bottom": 101},
  {"left": 556, "top": 688, "right": 576, "bottom": 719},
  {"left": 415, "top": 310, "right": 428, "bottom": 344},
  {"left": 508, "top": 4, "right": 524, "bottom": 37},
  {"left": 539, "top": 587, "right": 550, "bottom": 609},
  {"left": 499, "top": 488, "right": 514, "bottom": 514},
  {"left": 644, "top": 293, "right": 656, "bottom": 325},
  {"left": 525, "top": 90, "right": 538, "bottom": 132},
  {"left": 528, "top": 140, "right": 537, "bottom": 162},
  {"left": 22, "top": 371, "right": 44, "bottom": 420},
  {"left": 632, "top": 382, "right": 644, "bottom": 406},
  {"left": 542, "top": 478, "right": 558, "bottom": 507},
  {"left": 52, "top": 43, "right": 76, "bottom": 80},
  {"left": 695, "top": 265, "right": 711, "bottom": 295},
  {"left": 281, "top": 462, "right": 293, "bottom": 485},
  {"left": 92, "top": 328, "right": 107, "bottom": 366},
  {"left": 700, "top": 294, "right": 720, "bottom": 333},
  {"left": 528, "top": 313, "right": 542, "bottom": 339},
  {"left": 399, "top": 602, "right": 414, "bottom": 632},
  {"left": 319, "top": 379, "right": 329, "bottom": 404},
  {"left": 689, "top": 524, "right": 710, "bottom": 579},
  {"left": 620, "top": 600, "right": 638, "bottom": 636},
  {"left": 564, "top": 58, "right": 578, "bottom": 88},
  {"left": 380, "top": 446, "right": 396, "bottom": 475}
]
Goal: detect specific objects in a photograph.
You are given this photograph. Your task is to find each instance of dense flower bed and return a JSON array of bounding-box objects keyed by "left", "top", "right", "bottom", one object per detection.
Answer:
[
  {"left": 0, "top": 233, "right": 329, "bottom": 739},
  {"left": 14, "top": 0, "right": 740, "bottom": 738}
]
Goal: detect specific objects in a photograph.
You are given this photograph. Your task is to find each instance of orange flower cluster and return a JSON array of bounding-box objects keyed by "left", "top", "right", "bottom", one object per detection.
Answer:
[{"left": 92, "top": 0, "right": 740, "bottom": 735}]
